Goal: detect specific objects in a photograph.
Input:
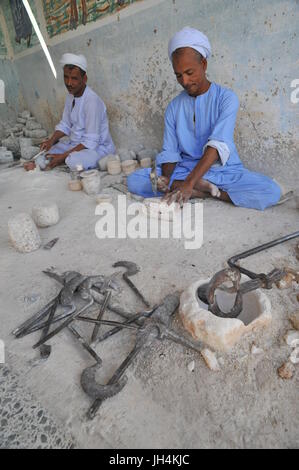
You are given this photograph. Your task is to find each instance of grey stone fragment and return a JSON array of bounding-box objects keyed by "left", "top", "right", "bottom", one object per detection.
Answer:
[
  {"left": 2, "top": 136, "right": 19, "bottom": 153},
  {"left": 24, "top": 129, "right": 47, "bottom": 139},
  {"left": 21, "top": 146, "right": 40, "bottom": 161},
  {"left": 26, "top": 121, "right": 42, "bottom": 131}
]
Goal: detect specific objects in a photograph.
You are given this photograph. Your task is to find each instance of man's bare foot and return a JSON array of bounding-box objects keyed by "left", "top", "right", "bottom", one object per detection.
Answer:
[
  {"left": 170, "top": 179, "right": 232, "bottom": 203},
  {"left": 23, "top": 161, "right": 36, "bottom": 171},
  {"left": 194, "top": 178, "right": 221, "bottom": 198}
]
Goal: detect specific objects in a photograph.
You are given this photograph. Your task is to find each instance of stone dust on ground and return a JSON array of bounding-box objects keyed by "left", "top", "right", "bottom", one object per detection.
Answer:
[{"left": 0, "top": 165, "right": 298, "bottom": 449}]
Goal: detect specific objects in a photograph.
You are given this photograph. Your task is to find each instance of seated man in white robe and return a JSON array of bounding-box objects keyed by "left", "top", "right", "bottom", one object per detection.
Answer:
[{"left": 24, "top": 53, "right": 115, "bottom": 171}]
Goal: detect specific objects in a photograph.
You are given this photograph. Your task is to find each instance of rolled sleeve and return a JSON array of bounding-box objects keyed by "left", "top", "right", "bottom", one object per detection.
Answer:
[
  {"left": 156, "top": 103, "right": 182, "bottom": 167},
  {"left": 203, "top": 140, "right": 230, "bottom": 165}
]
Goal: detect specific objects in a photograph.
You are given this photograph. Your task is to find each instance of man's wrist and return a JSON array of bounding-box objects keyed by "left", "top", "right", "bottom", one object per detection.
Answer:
[
  {"left": 185, "top": 175, "right": 197, "bottom": 188},
  {"left": 162, "top": 162, "right": 176, "bottom": 178}
]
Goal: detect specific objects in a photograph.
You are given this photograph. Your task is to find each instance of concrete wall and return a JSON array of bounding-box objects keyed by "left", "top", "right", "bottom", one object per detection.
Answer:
[
  {"left": 1, "top": 0, "right": 299, "bottom": 182},
  {"left": 0, "top": 5, "right": 22, "bottom": 125},
  {"left": 0, "top": 58, "right": 21, "bottom": 123}
]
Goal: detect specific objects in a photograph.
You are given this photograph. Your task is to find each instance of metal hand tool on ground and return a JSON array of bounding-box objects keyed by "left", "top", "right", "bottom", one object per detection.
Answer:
[
  {"left": 67, "top": 325, "right": 102, "bottom": 365},
  {"left": 113, "top": 261, "right": 151, "bottom": 308},
  {"left": 12, "top": 296, "right": 60, "bottom": 338},
  {"left": 77, "top": 317, "right": 140, "bottom": 331},
  {"left": 197, "top": 230, "right": 299, "bottom": 318},
  {"left": 39, "top": 297, "right": 60, "bottom": 360},
  {"left": 95, "top": 291, "right": 180, "bottom": 344},
  {"left": 21, "top": 271, "right": 120, "bottom": 335},
  {"left": 82, "top": 292, "right": 180, "bottom": 419},
  {"left": 90, "top": 287, "right": 134, "bottom": 320},
  {"left": 32, "top": 293, "right": 94, "bottom": 349},
  {"left": 32, "top": 271, "right": 122, "bottom": 349},
  {"left": 94, "top": 306, "right": 157, "bottom": 344},
  {"left": 82, "top": 321, "right": 160, "bottom": 420},
  {"left": 12, "top": 271, "right": 76, "bottom": 337},
  {"left": 13, "top": 271, "right": 82, "bottom": 341},
  {"left": 17, "top": 272, "right": 85, "bottom": 337},
  {"left": 43, "top": 238, "right": 59, "bottom": 250},
  {"left": 90, "top": 290, "right": 111, "bottom": 343}
]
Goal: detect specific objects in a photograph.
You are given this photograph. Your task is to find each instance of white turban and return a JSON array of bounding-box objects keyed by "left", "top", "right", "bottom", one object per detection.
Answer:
[
  {"left": 168, "top": 27, "right": 211, "bottom": 61},
  {"left": 60, "top": 53, "right": 87, "bottom": 72}
]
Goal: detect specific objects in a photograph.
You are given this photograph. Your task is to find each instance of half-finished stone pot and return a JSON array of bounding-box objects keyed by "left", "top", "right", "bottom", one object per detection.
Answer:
[{"left": 179, "top": 279, "right": 272, "bottom": 351}]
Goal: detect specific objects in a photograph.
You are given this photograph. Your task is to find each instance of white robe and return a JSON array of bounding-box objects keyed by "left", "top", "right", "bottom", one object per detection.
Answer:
[{"left": 54, "top": 85, "right": 115, "bottom": 164}]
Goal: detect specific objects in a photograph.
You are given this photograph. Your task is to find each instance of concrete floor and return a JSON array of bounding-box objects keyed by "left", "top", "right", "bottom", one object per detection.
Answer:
[{"left": 0, "top": 164, "right": 298, "bottom": 449}]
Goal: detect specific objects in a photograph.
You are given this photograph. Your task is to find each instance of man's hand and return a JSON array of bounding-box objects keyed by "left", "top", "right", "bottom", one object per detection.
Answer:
[
  {"left": 156, "top": 175, "right": 170, "bottom": 193},
  {"left": 45, "top": 153, "right": 66, "bottom": 170},
  {"left": 163, "top": 181, "right": 193, "bottom": 207},
  {"left": 40, "top": 138, "right": 54, "bottom": 152},
  {"left": 23, "top": 161, "right": 36, "bottom": 171}
]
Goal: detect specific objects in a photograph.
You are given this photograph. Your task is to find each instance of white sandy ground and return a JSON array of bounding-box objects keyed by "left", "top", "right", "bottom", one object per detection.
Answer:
[{"left": 0, "top": 165, "right": 298, "bottom": 449}]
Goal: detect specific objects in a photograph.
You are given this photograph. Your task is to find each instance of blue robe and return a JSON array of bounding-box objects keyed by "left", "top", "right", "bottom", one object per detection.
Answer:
[{"left": 127, "top": 83, "right": 281, "bottom": 210}]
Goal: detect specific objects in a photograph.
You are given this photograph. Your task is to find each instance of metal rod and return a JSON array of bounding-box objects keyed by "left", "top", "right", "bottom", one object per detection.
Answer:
[
  {"left": 77, "top": 316, "right": 139, "bottom": 330},
  {"left": 68, "top": 325, "right": 102, "bottom": 365},
  {"left": 228, "top": 231, "right": 299, "bottom": 277},
  {"left": 91, "top": 291, "right": 111, "bottom": 342}
]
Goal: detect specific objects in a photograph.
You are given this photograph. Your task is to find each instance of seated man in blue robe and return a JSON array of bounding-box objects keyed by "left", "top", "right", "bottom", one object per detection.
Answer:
[{"left": 127, "top": 27, "right": 281, "bottom": 211}]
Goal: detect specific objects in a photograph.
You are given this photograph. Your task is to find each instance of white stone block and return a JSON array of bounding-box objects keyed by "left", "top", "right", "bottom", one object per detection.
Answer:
[{"left": 8, "top": 213, "right": 41, "bottom": 253}]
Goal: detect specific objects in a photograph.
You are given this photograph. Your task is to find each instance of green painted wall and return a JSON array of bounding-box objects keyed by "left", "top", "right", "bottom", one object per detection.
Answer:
[
  {"left": 43, "top": 0, "right": 141, "bottom": 38},
  {"left": 1, "top": 0, "right": 39, "bottom": 55},
  {"left": 0, "top": 21, "right": 7, "bottom": 57},
  {"left": 0, "top": 22, "right": 7, "bottom": 56}
]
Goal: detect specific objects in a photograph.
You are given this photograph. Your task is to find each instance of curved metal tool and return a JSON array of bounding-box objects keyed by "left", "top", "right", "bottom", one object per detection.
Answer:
[
  {"left": 113, "top": 261, "right": 150, "bottom": 308},
  {"left": 31, "top": 271, "right": 122, "bottom": 348},
  {"left": 12, "top": 271, "right": 79, "bottom": 339},
  {"left": 197, "top": 268, "right": 243, "bottom": 318},
  {"left": 15, "top": 272, "right": 83, "bottom": 338},
  {"left": 33, "top": 294, "right": 94, "bottom": 349},
  {"left": 82, "top": 322, "right": 160, "bottom": 420},
  {"left": 12, "top": 296, "right": 59, "bottom": 338},
  {"left": 197, "top": 231, "right": 299, "bottom": 318},
  {"left": 82, "top": 292, "right": 180, "bottom": 420}
]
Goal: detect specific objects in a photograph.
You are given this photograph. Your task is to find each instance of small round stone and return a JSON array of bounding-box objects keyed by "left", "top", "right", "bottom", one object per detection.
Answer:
[{"left": 32, "top": 203, "right": 60, "bottom": 228}]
